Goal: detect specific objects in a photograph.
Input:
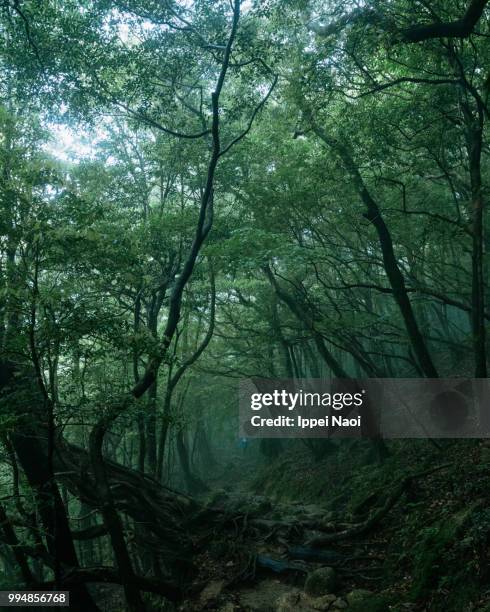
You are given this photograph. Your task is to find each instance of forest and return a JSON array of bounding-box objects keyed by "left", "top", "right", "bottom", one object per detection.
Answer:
[{"left": 0, "top": 0, "right": 489, "bottom": 610}]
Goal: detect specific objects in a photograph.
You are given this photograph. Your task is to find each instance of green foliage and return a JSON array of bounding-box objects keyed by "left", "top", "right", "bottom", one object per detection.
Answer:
[
  {"left": 409, "top": 505, "right": 480, "bottom": 606},
  {"left": 0, "top": 1, "right": 489, "bottom": 609},
  {"left": 304, "top": 566, "right": 337, "bottom": 596},
  {"left": 348, "top": 593, "right": 394, "bottom": 612}
]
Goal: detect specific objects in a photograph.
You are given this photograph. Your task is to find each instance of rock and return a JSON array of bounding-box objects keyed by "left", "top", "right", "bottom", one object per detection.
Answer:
[
  {"left": 199, "top": 580, "right": 224, "bottom": 605},
  {"left": 276, "top": 591, "right": 321, "bottom": 612},
  {"left": 276, "top": 590, "right": 347, "bottom": 612},
  {"left": 304, "top": 567, "right": 337, "bottom": 597},
  {"left": 276, "top": 591, "right": 303, "bottom": 611},
  {"left": 276, "top": 591, "right": 337, "bottom": 612},
  {"left": 345, "top": 589, "right": 373, "bottom": 606},
  {"left": 308, "top": 594, "right": 337, "bottom": 610},
  {"left": 218, "top": 604, "right": 236, "bottom": 612},
  {"left": 241, "top": 580, "right": 296, "bottom": 612}
]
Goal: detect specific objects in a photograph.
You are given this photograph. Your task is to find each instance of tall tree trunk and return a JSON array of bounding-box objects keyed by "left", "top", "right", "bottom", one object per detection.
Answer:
[
  {"left": 466, "top": 120, "right": 487, "bottom": 376},
  {"left": 175, "top": 429, "right": 209, "bottom": 494},
  {"left": 157, "top": 389, "right": 171, "bottom": 481},
  {"left": 89, "top": 421, "right": 145, "bottom": 612},
  {"left": 78, "top": 502, "right": 95, "bottom": 568},
  {"left": 137, "top": 414, "right": 146, "bottom": 473},
  {"left": 308, "top": 121, "right": 438, "bottom": 378},
  {"left": 11, "top": 428, "right": 99, "bottom": 611},
  {"left": 146, "top": 379, "right": 158, "bottom": 475},
  {"left": 2, "top": 363, "right": 99, "bottom": 611},
  {"left": 0, "top": 502, "right": 35, "bottom": 586},
  {"left": 133, "top": 293, "right": 146, "bottom": 472},
  {"left": 271, "top": 296, "right": 295, "bottom": 378}
]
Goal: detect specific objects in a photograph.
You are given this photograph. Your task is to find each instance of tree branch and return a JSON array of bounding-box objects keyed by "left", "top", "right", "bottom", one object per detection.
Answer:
[{"left": 303, "top": 0, "right": 488, "bottom": 44}]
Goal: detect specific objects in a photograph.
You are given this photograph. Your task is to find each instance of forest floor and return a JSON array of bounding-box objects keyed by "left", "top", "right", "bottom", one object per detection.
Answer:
[{"left": 174, "top": 439, "right": 490, "bottom": 612}]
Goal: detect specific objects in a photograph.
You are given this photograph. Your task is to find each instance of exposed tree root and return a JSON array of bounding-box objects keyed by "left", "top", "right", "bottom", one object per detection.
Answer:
[
  {"left": 6, "top": 423, "right": 452, "bottom": 604},
  {"left": 306, "top": 463, "right": 452, "bottom": 547}
]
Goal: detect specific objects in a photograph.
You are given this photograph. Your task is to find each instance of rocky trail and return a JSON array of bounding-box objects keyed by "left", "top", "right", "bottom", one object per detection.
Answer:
[
  {"left": 59, "top": 441, "right": 490, "bottom": 612},
  {"left": 178, "top": 474, "right": 423, "bottom": 612}
]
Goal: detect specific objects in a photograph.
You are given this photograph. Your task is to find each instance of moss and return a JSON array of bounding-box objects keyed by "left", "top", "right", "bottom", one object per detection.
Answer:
[
  {"left": 348, "top": 593, "right": 394, "bottom": 612},
  {"left": 436, "top": 574, "right": 479, "bottom": 612},
  {"left": 304, "top": 567, "right": 337, "bottom": 597},
  {"left": 410, "top": 507, "right": 476, "bottom": 602}
]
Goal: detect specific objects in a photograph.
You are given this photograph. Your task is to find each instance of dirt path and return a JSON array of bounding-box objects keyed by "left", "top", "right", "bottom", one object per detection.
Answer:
[{"left": 179, "top": 486, "right": 389, "bottom": 611}]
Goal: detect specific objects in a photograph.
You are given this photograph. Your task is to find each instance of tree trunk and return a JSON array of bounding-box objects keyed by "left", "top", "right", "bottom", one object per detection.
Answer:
[
  {"left": 175, "top": 429, "right": 209, "bottom": 494},
  {"left": 146, "top": 379, "right": 158, "bottom": 475},
  {"left": 11, "top": 429, "right": 99, "bottom": 611},
  {"left": 309, "top": 122, "right": 438, "bottom": 378},
  {"left": 467, "top": 121, "right": 487, "bottom": 376},
  {"left": 89, "top": 421, "right": 145, "bottom": 612}
]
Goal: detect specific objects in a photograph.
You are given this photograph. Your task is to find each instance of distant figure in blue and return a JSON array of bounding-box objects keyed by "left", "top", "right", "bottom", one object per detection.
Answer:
[{"left": 239, "top": 437, "right": 248, "bottom": 453}]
